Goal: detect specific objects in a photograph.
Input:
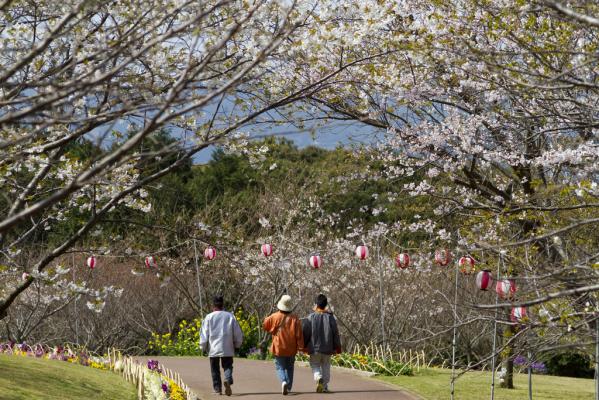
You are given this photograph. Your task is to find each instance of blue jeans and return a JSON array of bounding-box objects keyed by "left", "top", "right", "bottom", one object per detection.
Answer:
[{"left": 274, "top": 356, "right": 295, "bottom": 391}]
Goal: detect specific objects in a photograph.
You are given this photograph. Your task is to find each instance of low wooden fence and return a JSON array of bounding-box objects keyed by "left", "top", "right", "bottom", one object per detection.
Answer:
[{"left": 107, "top": 349, "right": 199, "bottom": 400}]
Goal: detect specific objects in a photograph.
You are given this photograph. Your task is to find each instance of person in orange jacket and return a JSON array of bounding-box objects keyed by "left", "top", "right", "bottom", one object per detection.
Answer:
[{"left": 262, "top": 294, "right": 304, "bottom": 395}]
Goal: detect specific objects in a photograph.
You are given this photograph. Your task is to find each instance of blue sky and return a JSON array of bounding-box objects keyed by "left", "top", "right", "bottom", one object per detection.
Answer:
[{"left": 193, "top": 119, "right": 381, "bottom": 164}]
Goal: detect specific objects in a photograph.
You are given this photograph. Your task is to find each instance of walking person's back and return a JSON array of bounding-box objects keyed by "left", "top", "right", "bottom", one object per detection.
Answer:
[
  {"left": 302, "top": 294, "right": 341, "bottom": 393},
  {"left": 200, "top": 295, "right": 243, "bottom": 396},
  {"left": 262, "top": 295, "right": 304, "bottom": 395}
]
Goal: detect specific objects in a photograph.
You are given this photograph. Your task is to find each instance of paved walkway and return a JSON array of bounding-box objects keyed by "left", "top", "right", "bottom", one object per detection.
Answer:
[{"left": 136, "top": 356, "right": 418, "bottom": 399}]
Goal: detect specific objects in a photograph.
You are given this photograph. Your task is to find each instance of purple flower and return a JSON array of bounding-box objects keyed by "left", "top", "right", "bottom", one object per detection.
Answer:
[
  {"left": 513, "top": 355, "right": 527, "bottom": 366},
  {"left": 532, "top": 361, "right": 547, "bottom": 374},
  {"left": 147, "top": 359, "right": 162, "bottom": 372},
  {"left": 34, "top": 346, "right": 45, "bottom": 358},
  {"left": 161, "top": 383, "right": 168, "bottom": 393}
]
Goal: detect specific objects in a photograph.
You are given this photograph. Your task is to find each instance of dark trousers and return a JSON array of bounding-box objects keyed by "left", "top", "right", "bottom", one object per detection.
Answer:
[{"left": 210, "top": 356, "right": 234, "bottom": 393}]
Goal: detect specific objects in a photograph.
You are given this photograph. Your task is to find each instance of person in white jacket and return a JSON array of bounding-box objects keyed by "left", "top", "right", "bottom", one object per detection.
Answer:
[{"left": 200, "top": 295, "right": 244, "bottom": 396}]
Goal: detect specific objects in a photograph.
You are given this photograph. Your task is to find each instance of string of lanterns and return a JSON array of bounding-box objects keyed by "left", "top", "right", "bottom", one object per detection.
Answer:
[{"left": 77, "top": 243, "right": 526, "bottom": 322}]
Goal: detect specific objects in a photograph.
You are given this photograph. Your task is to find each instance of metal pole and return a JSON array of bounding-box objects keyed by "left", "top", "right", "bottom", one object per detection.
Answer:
[
  {"left": 596, "top": 310, "right": 598, "bottom": 400},
  {"left": 450, "top": 258, "right": 459, "bottom": 400},
  {"left": 73, "top": 253, "right": 79, "bottom": 345},
  {"left": 490, "top": 252, "right": 503, "bottom": 400},
  {"left": 528, "top": 349, "right": 533, "bottom": 400},
  {"left": 377, "top": 239, "right": 386, "bottom": 355},
  {"left": 193, "top": 240, "right": 203, "bottom": 315}
]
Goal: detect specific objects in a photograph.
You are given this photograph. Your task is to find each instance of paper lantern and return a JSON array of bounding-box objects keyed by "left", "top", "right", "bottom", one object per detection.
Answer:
[
  {"left": 309, "top": 255, "right": 322, "bottom": 269},
  {"left": 395, "top": 253, "right": 410, "bottom": 269},
  {"left": 261, "top": 244, "right": 273, "bottom": 257},
  {"left": 496, "top": 279, "right": 516, "bottom": 299},
  {"left": 511, "top": 306, "right": 527, "bottom": 322},
  {"left": 204, "top": 247, "right": 216, "bottom": 261},
  {"left": 434, "top": 249, "right": 452, "bottom": 266},
  {"left": 145, "top": 256, "right": 157, "bottom": 268},
  {"left": 459, "top": 255, "right": 476, "bottom": 274},
  {"left": 355, "top": 245, "right": 368, "bottom": 260},
  {"left": 475, "top": 270, "right": 492, "bottom": 290},
  {"left": 86, "top": 256, "right": 97, "bottom": 270}
]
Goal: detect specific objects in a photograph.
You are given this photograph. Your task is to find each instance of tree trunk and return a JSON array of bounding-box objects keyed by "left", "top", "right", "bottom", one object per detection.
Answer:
[{"left": 500, "top": 308, "right": 515, "bottom": 389}]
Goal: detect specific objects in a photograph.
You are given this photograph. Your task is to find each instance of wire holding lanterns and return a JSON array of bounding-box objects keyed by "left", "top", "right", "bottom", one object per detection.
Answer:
[
  {"left": 86, "top": 256, "right": 97, "bottom": 270},
  {"left": 204, "top": 247, "right": 216, "bottom": 261}
]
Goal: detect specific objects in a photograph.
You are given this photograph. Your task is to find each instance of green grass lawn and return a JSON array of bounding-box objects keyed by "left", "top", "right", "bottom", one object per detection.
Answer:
[
  {"left": 378, "top": 367, "right": 595, "bottom": 400},
  {"left": 0, "top": 354, "right": 136, "bottom": 400}
]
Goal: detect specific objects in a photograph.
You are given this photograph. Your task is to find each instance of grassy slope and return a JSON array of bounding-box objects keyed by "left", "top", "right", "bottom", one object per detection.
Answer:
[
  {"left": 0, "top": 354, "right": 136, "bottom": 400},
  {"left": 378, "top": 367, "right": 594, "bottom": 400}
]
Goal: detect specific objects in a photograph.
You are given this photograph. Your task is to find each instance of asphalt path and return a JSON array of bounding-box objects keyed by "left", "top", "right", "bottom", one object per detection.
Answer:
[{"left": 136, "top": 356, "right": 419, "bottom": 399}]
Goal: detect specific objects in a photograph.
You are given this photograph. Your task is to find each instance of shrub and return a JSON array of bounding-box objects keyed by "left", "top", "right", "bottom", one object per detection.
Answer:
[
  {"left": 543, "top": 352, "right": 594, "bottom": 378},
  {"left": 148, "top": 310, "right": 260, "bottom": 357},
  {"left": 148, "top": 319, "right": 202, "bottom": 356}
]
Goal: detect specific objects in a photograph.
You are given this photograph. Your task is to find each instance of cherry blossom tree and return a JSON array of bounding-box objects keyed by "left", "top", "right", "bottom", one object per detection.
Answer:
[
  {"left": 0, "top": 0, "right": 393, "bottom": 319},
  {"left": 265, "top": 0, "right": 599, "bottom": 388}
]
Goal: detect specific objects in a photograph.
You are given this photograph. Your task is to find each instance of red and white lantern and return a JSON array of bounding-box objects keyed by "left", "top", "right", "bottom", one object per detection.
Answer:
[
  {"left": 434, "top": 249, "right": 452, "bottom": 266},
  {"left": 395, "top": 253, "right": 410, "bottom": 269},
  {"left": 261, "top": 244, "right": 273, "bottom": 257},
  {"left": 496, "top": 279, "right": 516, "bottom": 299},
  {"left": 458, "top": 255, "right": 476, "bottom": 274},
  {"left": 309, "top": 255, "right": 322, "bottom": 269},
  {"left": 204, "top": 247, "right": 216, "bottom": 261},
  {"left": 475, "top": 270, "right": 492, "bottom": 290},
  {"left": 511, "top": 306, "right": 527, "bottom": 322},
  {"left": 86, "top": 256, "right": 97, "bottom": 270},
  {"left": 145, "top": 256, "right": 157, "bottom": 268},
  {"left": 355, "top": 245, "right": 368, "bottom": 260}
]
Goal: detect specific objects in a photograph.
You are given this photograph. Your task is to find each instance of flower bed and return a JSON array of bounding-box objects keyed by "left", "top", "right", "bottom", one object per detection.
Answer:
[
  {"left": 296, "top": 351, "right": 413, "bottom": 376},
  {"left": 0, "top": 342, "right": 196, "bottom": 400},
  {"left": 0, "top": 342, "right": 109, "bottom": 370}
]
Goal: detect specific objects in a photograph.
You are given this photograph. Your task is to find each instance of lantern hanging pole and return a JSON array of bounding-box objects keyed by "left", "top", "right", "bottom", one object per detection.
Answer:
[
  {"left": 528, "top": 345, "right": 533, "bottom": 400},
  {"left": 377, "top": 238, "right": 386, "bottom": 357},
  {"left": 450, "top": 253, "right": 460, "bottom": 400},
  {"left": 595, "top": 305, "right": 598, "bottom": 400},
  {"left": 73, "top": 252, "right": 79, "bottom": 345},
  {"left": 193, "top": 240, "right": 204, "bottom": 315},
  {"left": 490, "top": 251, "right": 504, "bottom": 400}
]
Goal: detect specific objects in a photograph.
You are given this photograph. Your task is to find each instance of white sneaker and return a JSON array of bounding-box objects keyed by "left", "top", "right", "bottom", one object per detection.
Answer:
[{"left": 282, "top": 381, "right": 289, "bottom": 395}]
